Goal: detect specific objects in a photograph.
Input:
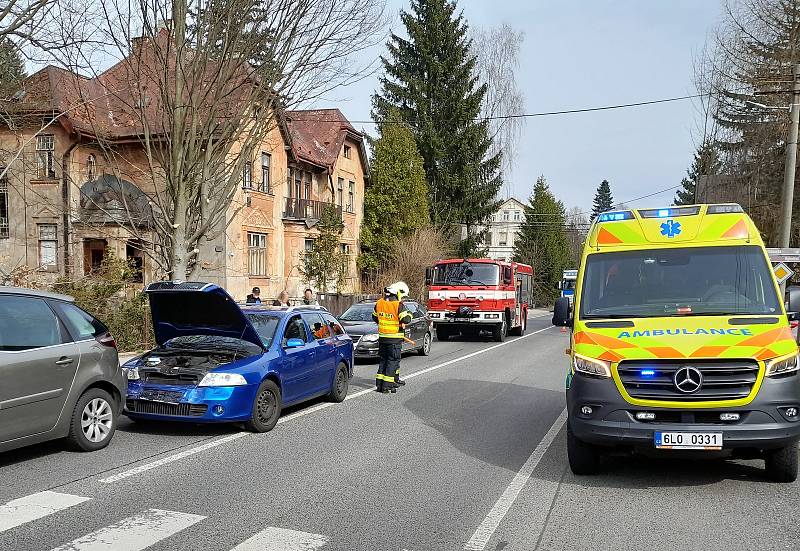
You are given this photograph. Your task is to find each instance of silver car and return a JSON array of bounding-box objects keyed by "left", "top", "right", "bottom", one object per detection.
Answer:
[{"left": 0, "top": 287, "right": 125, "bottom": 453}]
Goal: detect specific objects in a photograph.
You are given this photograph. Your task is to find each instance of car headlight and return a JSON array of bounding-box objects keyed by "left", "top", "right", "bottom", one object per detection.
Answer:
[
  {"left": 766, "top": 352, "right": 799, "bottom": 377},
  {"left": 198, "top": 373, "right": 248, "bottom": 387},
  {"left": 573, "top": 354, "right": 611, "bottom": 378},
  {"left": 121, "top": 360, "right": 140, "bottom": 380},
  {"left": 361, "top": 334, "right": 380, "bottom": 343}
]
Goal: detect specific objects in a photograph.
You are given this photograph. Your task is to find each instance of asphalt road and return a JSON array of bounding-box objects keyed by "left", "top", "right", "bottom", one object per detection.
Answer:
[{"left": 1, "top": 312, "right": 799, "bottom": 550}]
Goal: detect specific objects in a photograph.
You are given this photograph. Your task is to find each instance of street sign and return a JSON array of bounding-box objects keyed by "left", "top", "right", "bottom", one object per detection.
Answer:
[{"left": 773, "top": 262, "right": 794, "bottom": 284}]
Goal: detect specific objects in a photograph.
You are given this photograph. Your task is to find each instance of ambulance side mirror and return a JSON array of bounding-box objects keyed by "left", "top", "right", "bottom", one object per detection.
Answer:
[
  {"left": 786, "top": 286, "right": 800, "bottom": 321},
  {"left": 424, "top": 267, "right": 433, "bottom": 286},
  {"left": 552, "top": 297, "right": 572, "bottom": 328}
]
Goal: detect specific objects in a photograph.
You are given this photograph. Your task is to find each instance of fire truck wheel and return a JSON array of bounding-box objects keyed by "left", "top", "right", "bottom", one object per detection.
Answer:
[
  {"left": 510, "top": 312, "right": 527, "bottom": 336},
  {"left": 492, "top": 319, "right": 507, "bottom": 342},
  {"left": 436, "top": 326, "right": 451, "bottom": 341}
]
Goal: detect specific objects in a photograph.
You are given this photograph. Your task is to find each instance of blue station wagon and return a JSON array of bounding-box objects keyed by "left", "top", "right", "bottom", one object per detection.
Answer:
[{"left": 122, "top": 282, "right": 353, "bottom": 432}]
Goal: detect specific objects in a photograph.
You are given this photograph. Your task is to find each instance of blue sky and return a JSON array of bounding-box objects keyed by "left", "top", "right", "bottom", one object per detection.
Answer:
[{"left": 318, "top": 0, "right": 723, "bottom": 214}]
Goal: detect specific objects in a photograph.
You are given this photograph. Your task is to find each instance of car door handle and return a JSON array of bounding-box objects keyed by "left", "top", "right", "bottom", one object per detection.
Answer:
[{"left": 55, "top": 357, "right": 74, "bottom": 366}]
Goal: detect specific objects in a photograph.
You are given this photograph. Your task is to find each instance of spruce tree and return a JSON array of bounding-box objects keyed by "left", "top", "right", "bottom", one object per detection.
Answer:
[
  {"left": 372, "top": 0, "right": 502, "bottom": 250},
  {"left": 513, "top": 176, "right": 571, "bottom": 305},
  {"left": 360, "top": 115, "right": 430, "bottom": 272},
  {"left": 674, "top": 141, "right": 722, "bottom": 206},
  {"left": 590, "top": 180, "right": 614, "bottom": 221},
  {"left": 300, "top": 205, "right": 348, "bottom": 293},
  {"left": 0, "top": 39, "right": 26, "bottom": 98}
]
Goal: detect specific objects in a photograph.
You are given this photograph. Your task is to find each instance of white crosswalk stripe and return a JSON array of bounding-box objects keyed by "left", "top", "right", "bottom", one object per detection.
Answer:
[
  {"left": 230, "top": 527, "right": 328, "bottom": 551},
  {"left": 0, "top": 491, "right": 90, "bottom": 534},
  {"left": 50, "top": 508, "right": 205, "bottom": 551}
]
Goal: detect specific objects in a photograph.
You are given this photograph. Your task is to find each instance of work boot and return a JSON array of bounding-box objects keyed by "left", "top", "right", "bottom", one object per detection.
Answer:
[
  {"left": 390, "top": 388, "right": 397, "bottom": 393},
  {"left": 395, "top": 377, "right": 406, "bottom": 386}
]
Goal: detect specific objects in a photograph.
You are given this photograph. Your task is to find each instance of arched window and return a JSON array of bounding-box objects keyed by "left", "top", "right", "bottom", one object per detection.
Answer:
[{"left": 87, "top": 154, "right": 96, "bottom": 181}]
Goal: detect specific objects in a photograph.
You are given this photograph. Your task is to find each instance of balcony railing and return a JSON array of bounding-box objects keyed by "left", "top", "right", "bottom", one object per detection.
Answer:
[
  {"left": 283, "top": 198, "right": 342, "bottom": 221},
  {"left": 0, "top": 217, "right": 8, "bottom": 238}
]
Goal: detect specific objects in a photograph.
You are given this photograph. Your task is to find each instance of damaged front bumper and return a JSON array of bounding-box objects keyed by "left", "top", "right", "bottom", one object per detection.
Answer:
[{"left": 124, "top": 381, "right": 257, "bottom": 422}]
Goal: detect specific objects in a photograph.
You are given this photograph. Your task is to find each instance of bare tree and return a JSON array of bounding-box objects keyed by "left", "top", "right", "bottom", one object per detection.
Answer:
[
  {"left": 564, "top": 206, "right": 588, "bottom": 266},
  {"left": 0, "top": 0, "right": 52, "bottom": 40},
  {"left": 471, "top": 24, "right": 525, "bottom": 196}
]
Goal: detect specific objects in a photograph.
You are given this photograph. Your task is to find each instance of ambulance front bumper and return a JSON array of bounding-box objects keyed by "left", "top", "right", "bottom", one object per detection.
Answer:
[{"left": 567, "top": 371, "right": 800, "bottom": 451}]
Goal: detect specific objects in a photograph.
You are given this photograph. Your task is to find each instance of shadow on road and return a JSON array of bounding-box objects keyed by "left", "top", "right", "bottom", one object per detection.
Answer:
[{"left": 403, "top": 378, "right": 564, "bottom": 471}]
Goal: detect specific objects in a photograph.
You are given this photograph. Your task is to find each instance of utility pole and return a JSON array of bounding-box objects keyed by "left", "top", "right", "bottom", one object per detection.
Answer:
[{"left": 778, "top": 64, "right": 800, "bottom": 249}]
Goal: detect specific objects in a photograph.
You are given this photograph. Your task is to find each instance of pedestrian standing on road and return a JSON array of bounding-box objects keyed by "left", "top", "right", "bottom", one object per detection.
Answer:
[
  {"left": 373, "top": 281, "right": 412, "bottom": 394},
  {"left": 246, "top": 287, "right": 262, "bottom": 304},
  {"left": 272, "top": 291, "right": 290, "bottom": 307},
  {"left": 302, "top": 288, "right": 319, "bottom": 305}
]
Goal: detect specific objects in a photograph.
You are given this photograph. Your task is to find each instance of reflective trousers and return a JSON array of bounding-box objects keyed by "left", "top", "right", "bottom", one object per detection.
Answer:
[{"left": 376, "top": 339, "right": 402, "bottom": 391}]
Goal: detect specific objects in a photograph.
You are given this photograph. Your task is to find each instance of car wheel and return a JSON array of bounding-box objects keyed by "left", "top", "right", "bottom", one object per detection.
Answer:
[
  {"left": 765, "top": 443, "right": 799, "bottom": 482},
  {"left": 492, "top": 319, "right": 507, "bottom": 342},
  {"left": 436, "top": 326, "right": 450, "bottom": 342},
  {"left": 567, "top": 423, "right": 601, "bottom": 475},
  {"left": 418, "top": 332, "right": 432, "bottom": 356},
  {"left": 66, "top": 388, "right": 117, "bottom": 452},
  {"left": 328, "top": 362, "right": 349, "bottom": 403},
  {"left": 245, "top": 380, "right": 282, "bottom": 433}
]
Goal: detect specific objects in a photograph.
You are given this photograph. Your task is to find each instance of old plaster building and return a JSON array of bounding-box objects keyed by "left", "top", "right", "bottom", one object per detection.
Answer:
[
  {"left": 461, "top": 197, "right": 526, "bottom": 261},
  {"left": 0, "top": 39, "right": 367, "bottom": 300}
]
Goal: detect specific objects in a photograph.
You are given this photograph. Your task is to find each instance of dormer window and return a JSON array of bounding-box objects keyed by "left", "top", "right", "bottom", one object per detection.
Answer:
[{"left": 343, "top": 145, "right": 351, "bottom": 159}]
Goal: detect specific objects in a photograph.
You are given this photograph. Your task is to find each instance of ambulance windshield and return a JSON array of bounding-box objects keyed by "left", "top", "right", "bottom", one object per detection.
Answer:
[{"left": 580, "top": 245, "right": 781, "bottom": 319}]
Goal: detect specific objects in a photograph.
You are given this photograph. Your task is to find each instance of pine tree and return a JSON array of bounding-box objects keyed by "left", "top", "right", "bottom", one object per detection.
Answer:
[
  {"left": 359, "top": 115, "right": 430, "bottom": 272},
  {"left": 372, "top": 0, "right": 502, "bottom": 247},
  {"left": 674, "top": 141, "right": 722, "bottom": 206},
  {"left": 513, "top": 176, "right": 571, "bottom": 305},
  {"left": 300, "top": 205, "right": 348, "bottom": 293},
  {"left": 590, "top": 180, "right": 614, "bottom": 221},
  {"left": 0, "top": 39, "right": 26, "bottom": 98}
]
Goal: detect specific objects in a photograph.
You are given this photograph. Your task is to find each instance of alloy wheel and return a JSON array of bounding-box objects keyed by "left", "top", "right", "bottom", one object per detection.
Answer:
[{"left": 81, "top": 398, "right": 113, "bottom": 443}]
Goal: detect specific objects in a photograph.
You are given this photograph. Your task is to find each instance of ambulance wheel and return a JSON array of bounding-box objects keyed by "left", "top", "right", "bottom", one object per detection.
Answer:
[
  {"left": 436, "top": 326, "right": 451, "bottom": 341},
  {"left": 567, "top": 424, "right": 601, "bottom": 475},
  {"left": 492, "top": 320, "right": 507, "bottom": 342},
  {"left": 765, "top": 443, "right": 798, "bottom": 483}
]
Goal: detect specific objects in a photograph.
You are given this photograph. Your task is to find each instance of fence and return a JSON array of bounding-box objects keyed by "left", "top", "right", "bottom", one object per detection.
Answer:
[{"left": 317, "top": 293, "right": 378, "bottom": 316}]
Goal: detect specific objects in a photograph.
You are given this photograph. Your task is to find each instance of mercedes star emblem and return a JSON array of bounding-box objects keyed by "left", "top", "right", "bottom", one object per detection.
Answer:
[{"left": 673, "top": 366, "right": 703, "bottom": 394}]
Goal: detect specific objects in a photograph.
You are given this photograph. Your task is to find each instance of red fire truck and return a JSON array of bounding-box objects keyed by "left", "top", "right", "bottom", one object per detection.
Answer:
[{"left": 425, "top": 258, "right": 534, "bottom": 342}]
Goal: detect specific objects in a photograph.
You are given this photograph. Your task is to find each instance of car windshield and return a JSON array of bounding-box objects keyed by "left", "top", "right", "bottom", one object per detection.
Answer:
[
  {"left": 340, "top": 304, "right": 375, "bottom": 322},
  {"left": 580, "top": 245, "right": 781, "bottom": 319},
  {"left": 244, "top": 314, "right": 281, "bottom": 347},
  {"left": 433, "top": 263, "right": 500, "bottom": 286},
  {"left": 163, "top": 335, "right": 263, "bottom": 355}
]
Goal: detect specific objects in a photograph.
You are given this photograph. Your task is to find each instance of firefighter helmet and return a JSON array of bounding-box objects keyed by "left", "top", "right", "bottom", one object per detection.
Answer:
[{"left": 387, "top": 281, "right": 410, "bottom": 299}]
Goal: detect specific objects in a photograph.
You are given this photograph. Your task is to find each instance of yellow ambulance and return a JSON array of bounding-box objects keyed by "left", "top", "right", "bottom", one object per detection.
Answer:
[{"left": 552, "top": 204, "right": 800, "bottom": 482}]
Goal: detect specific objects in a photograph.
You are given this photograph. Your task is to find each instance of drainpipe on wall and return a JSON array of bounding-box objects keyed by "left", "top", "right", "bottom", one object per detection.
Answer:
[{"left": 62, "top": 140, "right": 80, "bottom": 278}]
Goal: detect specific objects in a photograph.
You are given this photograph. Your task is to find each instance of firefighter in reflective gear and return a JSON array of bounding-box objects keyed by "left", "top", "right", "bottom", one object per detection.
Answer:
[{"left": 373, "top": 281, "right": 412, "bottom": 393}]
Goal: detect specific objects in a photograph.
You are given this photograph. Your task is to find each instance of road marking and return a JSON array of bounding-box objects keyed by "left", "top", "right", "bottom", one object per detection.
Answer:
[
  {"left": 0, "top": 491, "right": 90, "bottom": 533},
  {"left": 231, "top": 527, "right": 328, "bottom": 551},
  {"left": 463, "top": 408, "right": 567, "bottom": 551},
  {"left": 50, "top": 508, "right": 205, "bottom": 551},
  {"left": 101, "top": 325, "right": 553, "bottom": 484}
]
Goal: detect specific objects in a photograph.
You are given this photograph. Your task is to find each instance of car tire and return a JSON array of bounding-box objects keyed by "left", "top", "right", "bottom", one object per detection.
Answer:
[
  {"left": 436, "top": 326, "right": 450, "bottom": 342},
  {"left": 328, "top": 362, "right": 349, "bottom": 403},
  {"left": 66, "top": 388, "right": 117, "bottom": 452},
  {"left": 418, "top": 332, "right": 432, "bottom": 356},
  {"left": 567, "top": 423, "right": 601, "bottom": 475},
  {"left": 245, "top": 380, "right": 282, "bottom": 433},
  {"left": 765, "top": 443, "right": 799, "bottom": 482},
  {"left": 492, "top": 319, "right": 507, "bottom": 342}
]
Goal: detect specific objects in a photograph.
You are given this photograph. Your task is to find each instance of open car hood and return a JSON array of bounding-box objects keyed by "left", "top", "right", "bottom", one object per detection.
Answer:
[{"left": 145, "top": 281, "right": 265, "bottom": 350}]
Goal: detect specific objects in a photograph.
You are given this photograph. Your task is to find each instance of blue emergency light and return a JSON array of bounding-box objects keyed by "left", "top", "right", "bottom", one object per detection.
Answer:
[
  {"left": 640, "top": 369, "right": 656, "bottom": 377},
  {"left": 638, "top": 206, "right": 700, "bottom": 218},
  {"left": 597, "top": 211, "right": 634, "bottom": 222}
]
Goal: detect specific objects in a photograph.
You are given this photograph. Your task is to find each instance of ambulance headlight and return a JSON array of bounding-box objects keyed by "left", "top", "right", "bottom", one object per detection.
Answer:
[
  {"left": 573, "top": 354, "right": 612, "bottom": 378},
  {"left": 766, "top": 352, "right": 799, "bottom": 377}
]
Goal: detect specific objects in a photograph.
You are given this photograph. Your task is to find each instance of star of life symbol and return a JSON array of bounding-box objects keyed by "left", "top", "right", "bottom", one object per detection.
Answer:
[{"left": 660, "top": 219, "right": 681, "bottom": 238}]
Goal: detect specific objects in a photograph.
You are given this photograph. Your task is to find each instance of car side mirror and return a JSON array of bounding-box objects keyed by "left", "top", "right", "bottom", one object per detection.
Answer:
[
  {"left": 425, "top": 267, "right": 433, "bottom": 286},
  {"left": 552, "top": 297, "right": 573, "bottom": 327},
  {"left": 786, "top": 286, "right": 800, "bottom": 321},
  {"left": 285, "top": 338, "right": 305, "bottom": 348}
]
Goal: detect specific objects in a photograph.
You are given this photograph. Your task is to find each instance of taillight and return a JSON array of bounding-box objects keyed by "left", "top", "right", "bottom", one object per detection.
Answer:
[{"left": 96, "top": 332, "right": 117, "bottom": 349}]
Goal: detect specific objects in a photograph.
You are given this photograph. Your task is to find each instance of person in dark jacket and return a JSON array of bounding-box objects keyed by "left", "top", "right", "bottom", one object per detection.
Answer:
[
  {"left": 272, "top": 291, "right": 290, "bottom": 307},
  {"left": 246, "top": 287, "right": 262, "bottom": 304}
]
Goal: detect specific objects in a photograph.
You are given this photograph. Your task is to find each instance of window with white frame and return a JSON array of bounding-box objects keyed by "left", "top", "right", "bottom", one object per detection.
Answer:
[
  {"left": 36, "top": 135, "right": 56, "bottom": 179},
  {"left": 347, "top": 181, "right": 355, "bottom": 213},
  {"left": 260, "top": 153, "right": 271, "bottom": 193},
  {"left": 337, "top": 177, "right": 344, "bottom": 206},
  {"left": 0, "top": 172, "right": 8, "bottom": 238},
  {"left": 503, "top": 210, "right": 509, "bottom": 221},
  {"left": 514, "top": 211, "right": 521, "bottom": 221},
  {"left": 38, "top": 224, "right": 58, "bottom": 270},
  {"left": 340, "top": 243, "right": 351, "bottom": 255},
  {"left": 304, "top": 239, "right": 314, "bottom": 252},
  {"left": 242, "top": 159, "right": 253, "bottom": 189},
  {"left": 304, "top": 171, "right": 312, "bottom": 200},
  {"left": 248, "top": 232, "right": 267, "bottom": 276}
]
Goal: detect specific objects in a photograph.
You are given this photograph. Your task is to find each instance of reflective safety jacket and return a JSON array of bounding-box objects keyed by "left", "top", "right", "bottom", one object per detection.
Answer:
[{"left": 372, "top": 297, "right": 412, "bottom": 340}]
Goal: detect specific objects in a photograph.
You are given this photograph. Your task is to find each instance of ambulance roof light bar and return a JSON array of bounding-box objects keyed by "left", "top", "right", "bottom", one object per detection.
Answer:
[
  {"left": 638, "top": 206, "right": 701, "bottom": 218},
  {"left": 707, "top": 203, "right": 744, "bottom": 214},
  {"left": 597, "top": 210, "right": 634, "bottom": 222}
]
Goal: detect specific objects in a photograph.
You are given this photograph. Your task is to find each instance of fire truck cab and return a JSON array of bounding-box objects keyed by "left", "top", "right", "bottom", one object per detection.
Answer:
[{"left": 425, "top": 259, "right": 533, "bottom": 342}]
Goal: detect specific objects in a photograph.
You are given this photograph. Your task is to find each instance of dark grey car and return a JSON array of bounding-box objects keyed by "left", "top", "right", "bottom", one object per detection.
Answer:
[
  {"left": 340, "top": 300, "right": 432, "bottom": 360},
  {"left": 0, "top": 287, "right": 125, "bottom": 453}
]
